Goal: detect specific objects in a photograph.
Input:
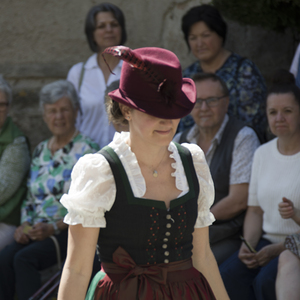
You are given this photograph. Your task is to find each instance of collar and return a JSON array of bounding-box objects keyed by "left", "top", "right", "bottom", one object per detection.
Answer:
[
  {"left": 187, "top": 114, "right": 229, "bottom": 145},
  {"left": 84, "top": 53, "right": 123, "bottom": 71},
  {"left": 212, "top": 114, "right": 229, "bottom": 145}
]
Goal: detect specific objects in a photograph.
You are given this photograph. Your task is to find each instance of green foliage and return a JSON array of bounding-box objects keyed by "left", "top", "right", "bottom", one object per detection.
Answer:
[{"left": 213, "top": 0, "right": 300, "bottom": 33}]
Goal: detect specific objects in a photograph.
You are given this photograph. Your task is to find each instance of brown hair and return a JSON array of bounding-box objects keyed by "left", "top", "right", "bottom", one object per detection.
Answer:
[
  {"left": 105, "top": 97, "right": 129, "bottom": 126},
  {"left": 105, "top": 80, "right": 129, "bottom": 126},
  {"left": 85, "top": 3, "right": 127, "bottom": 52}
]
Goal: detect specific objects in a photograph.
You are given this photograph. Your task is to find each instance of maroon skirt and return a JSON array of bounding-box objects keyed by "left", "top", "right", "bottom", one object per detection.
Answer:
[{"left": 94, "top": 247, "right": 216, "bottom": 300}]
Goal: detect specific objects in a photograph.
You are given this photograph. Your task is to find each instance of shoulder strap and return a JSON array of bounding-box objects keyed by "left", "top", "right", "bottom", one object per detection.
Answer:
[
  {"left": 173, "top": 142, "right": 199, "bottom": 198},
  {"left": 99, "top": 146, "right": 135, "bottom": 200},
  {"left": 78, "top": 62, "right": 85, "bottom": 92}
]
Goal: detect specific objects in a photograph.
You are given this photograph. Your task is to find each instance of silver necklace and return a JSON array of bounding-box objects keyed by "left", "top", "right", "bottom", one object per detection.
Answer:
[{"left": 152, "top": 151, "right": 168, "bottom": 178}]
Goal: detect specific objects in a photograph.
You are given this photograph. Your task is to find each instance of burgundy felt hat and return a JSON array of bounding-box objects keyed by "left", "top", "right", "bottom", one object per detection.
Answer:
[{"left": 103, "top": 46, "right": 196, "bottom": 119}]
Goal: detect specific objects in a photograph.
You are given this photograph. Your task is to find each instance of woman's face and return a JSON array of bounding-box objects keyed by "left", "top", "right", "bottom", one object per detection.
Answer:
[
  {"left": 123, "top": 107, "right": 180, "bottom": 148},
  {"left": 0, "top": 91, "right": 9, "bottom": 129},
  {"left": 188, "top": 21, "right": 223, "bottom": 63},
  {"left": 93, "top": 11, "right": 122, "bottom": 52},
  {"left": 43, "top": 97, "right": 78, "bottom": 139},
  {"left": 267, "top": 93, "right": 300, "bottom": 138}
]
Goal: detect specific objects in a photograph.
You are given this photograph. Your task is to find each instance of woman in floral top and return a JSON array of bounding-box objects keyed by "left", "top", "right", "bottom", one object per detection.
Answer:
[
  {"left": 0, "top": 80, "right": 99, "bottom": 300},
  {"left": 179, "top": 4, "right": 267, "bottom": 142}
]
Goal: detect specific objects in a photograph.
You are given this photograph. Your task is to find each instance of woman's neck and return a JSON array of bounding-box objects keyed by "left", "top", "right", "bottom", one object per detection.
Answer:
[
  {"left": 200, "top": 48, "right": 231, "bottom": 73},
  {"left": 128, "top": 135, "right": 170, "bottom": 172},
  {"left": 277, "top": 132, "right": 300, "bottom": 155},
  {"left": 97, "top": 52, "right": 120, "bottom": 83},
  {"left": 49, "top": 128, "right": 78, "bottom": 154}
]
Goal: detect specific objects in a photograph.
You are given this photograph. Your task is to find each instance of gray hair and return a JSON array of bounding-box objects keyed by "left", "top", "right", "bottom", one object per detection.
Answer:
[
  {"left": 0, "top": 75, "right": 12, "bottom": 105},
  {"left": 39, "top": 80, "right": 80, "bottom": 112}
]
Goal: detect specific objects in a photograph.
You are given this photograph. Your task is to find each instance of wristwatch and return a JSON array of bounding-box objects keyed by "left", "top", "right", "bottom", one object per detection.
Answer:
[{"left": 52, "top": 222, "right": 61, "bottom": 235}]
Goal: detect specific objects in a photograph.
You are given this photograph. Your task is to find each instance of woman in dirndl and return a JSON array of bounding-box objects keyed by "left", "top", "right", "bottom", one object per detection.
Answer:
[{"left": 57, "top": 46, "right": 229, "bottom": 300}]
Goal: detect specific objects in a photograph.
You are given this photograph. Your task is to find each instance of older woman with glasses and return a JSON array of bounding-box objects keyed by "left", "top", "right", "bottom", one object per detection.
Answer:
[
  {"left": 0, "top": 80, "right": 100, "bottom": 300},
  {"left": 0, "top": 77, "right": 30, "bottom": 251}
]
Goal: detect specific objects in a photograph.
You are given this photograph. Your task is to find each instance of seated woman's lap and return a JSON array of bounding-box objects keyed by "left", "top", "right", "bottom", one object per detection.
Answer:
[
  {"left": 0, "top": 229, "right": 67, "bottom": 270},
  {"left": 0, "top": 230, "right": 68, "bottom": 300},
  {"left": 219, "top": 238, "right": 277, "bottom": 300},
  {"left": 251, "top": 256, "right": 278, "bottom": 300},
  {"left": 0, "top": 223, "right": 16, "bottom": 251}
]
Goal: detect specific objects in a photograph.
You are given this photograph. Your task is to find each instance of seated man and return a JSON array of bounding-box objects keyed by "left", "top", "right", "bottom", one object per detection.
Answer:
[{"left": 174, "top": 73, "right": 260, "bottom": 264}]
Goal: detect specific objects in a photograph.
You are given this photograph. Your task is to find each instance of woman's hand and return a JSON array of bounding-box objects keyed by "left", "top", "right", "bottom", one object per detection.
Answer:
[
  {"left": 255, "top": 243, "right": 285, "bottom": 267},
  {"left": 238, "top": 245, "right": 257, "bottom": 269},
  {"left": 14, "top": 222, "right": 30, "bottom": 244},
  {"left": 279, "top": 197, "right": 295, "bottom": 219},
  {"left": 28, "top": 222, "right": 54, "bottom": 241},
  {"left": 254, "top": 244, "right": 277, "bottom": 266},
  {"left": 238, "top": 206, "right": 264, "bottom": 269},
  {"left": 239, "top": 240, "right": 285, "bottom": 268},
  {"left": 278, "top": 197, "right": 300, "bottom": 225}
]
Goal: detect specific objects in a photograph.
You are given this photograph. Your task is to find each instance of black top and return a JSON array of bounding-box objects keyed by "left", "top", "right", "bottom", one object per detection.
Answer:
[{"left": 97, "top": 143, "right": 200, "bottom": 265}]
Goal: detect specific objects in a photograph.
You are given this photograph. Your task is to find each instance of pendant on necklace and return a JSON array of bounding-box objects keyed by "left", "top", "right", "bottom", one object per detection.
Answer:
[{"left": 153, "top": 170, "right": 158, "bottom": 178}]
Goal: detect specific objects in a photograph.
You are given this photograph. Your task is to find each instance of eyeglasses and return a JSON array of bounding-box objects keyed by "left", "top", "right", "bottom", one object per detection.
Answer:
[
  {"left": 194, "top": 95, "right": 227, "bottom": 108},
  {"left": 0, "top": 103, "right": 9, "bottom": 110}
]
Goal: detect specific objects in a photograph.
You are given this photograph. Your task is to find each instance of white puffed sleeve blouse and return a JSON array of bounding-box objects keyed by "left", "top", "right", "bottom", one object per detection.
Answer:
[{"left": 61, "top": 132, "right": 215, "bottom": 228}]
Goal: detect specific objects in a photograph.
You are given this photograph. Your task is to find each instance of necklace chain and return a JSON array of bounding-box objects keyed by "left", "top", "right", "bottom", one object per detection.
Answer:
[{"left": 151, "top": 150, "right": 168, "bottom": 178}]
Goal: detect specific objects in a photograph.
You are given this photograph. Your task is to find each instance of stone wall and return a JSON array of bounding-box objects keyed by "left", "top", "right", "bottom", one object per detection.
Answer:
[{"left": 0, "top": 0, "right": 297, "bottom": 150}]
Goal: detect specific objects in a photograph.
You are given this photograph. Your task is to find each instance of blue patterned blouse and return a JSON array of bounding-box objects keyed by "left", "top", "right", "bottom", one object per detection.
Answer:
[
  {"left": 179, "top": 53, "right": 267, "bottom": 141},
  {"left": 21, "top": 133, "right": 100, "bottom": 225}
]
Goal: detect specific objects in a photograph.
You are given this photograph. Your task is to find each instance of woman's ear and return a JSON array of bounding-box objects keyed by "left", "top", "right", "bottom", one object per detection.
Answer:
[{"left": 120, "top": 104, "right": 132, "bottom": 121}]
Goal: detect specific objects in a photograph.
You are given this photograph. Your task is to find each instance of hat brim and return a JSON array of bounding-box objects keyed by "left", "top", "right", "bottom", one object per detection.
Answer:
[{"left": 108, "top": 77, "right": 196, "bottom": 119}]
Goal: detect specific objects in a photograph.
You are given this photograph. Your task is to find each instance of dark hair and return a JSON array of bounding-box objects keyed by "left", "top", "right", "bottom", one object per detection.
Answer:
[
  {"left": 267, "top": 69, "right": 300, "bottom": 107},
  {"left": 181, "top": 4, "right": 227, "bottom": 50},
  {"left": 85, "top": 3, "right": 127, "bottom": 53},
  {"left": 192, "top": 72, "right": 229, "bottom": 96}
]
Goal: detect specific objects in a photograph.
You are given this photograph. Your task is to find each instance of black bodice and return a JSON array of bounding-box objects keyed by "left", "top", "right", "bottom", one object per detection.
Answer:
[{"left": 97, "top": 143, "right": 199, "bottom": 265}]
